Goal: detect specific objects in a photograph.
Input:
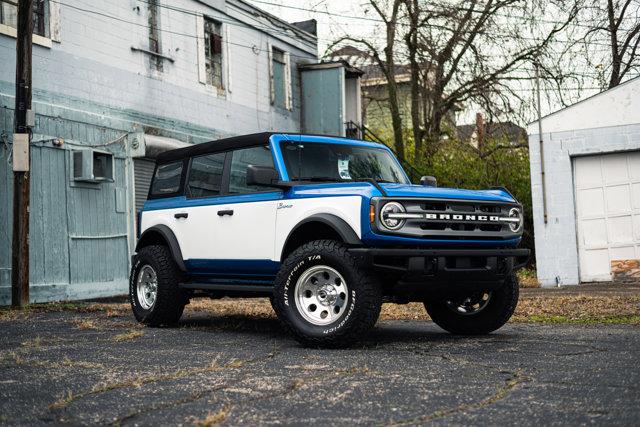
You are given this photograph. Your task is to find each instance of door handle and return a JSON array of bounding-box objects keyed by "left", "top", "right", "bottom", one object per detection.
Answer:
[
  {"left": 174, "top": 212, "right": 188, "bottom": 219},
  {"left": 217, "top": 209, "right": 234, "bottom": 216}
]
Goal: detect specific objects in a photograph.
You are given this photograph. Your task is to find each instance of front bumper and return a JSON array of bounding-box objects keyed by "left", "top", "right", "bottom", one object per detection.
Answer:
[{"left": 349, "top": 247, "right": 530, "bottom": 295}]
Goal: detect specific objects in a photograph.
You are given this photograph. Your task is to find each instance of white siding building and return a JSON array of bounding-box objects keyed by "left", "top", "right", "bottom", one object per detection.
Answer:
[{"left": 527, "top": 77, "right": 640, "bottom": 287}]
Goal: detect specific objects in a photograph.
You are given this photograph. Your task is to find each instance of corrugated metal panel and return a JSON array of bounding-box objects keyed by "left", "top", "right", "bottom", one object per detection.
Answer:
[{"left": 134, "top": 158, "right": 155, "bottom": 212}]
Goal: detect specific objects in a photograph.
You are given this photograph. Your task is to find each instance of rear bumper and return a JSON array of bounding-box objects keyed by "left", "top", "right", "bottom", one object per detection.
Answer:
[{"left": 349, "top": 247, "right": 530, "bottom": 295}]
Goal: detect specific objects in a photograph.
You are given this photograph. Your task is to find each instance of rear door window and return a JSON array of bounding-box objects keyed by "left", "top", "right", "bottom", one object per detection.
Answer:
[
  {"left": 187, "top": 152, "right": 226, "bottom": 198},
  {"left": 150, "top": 161, "right": 183, "bottom": 197}
]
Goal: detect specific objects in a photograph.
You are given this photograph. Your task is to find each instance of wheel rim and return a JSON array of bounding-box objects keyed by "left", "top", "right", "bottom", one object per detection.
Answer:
[
  {"left": 445, "top": 291, "right": 492, "bottom": 315},
  {"left": 294, "top": 265, "right": 349, "bottom": 326},
  {"left": 136, "top": 265, "right": 158, "bottom": 310}
]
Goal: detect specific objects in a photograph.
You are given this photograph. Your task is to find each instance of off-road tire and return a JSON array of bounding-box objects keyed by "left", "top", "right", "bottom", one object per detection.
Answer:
[
  {"left": 129, "top": 245, "right": 188, "bottom": 326},
  {"left": 424, "top": 273, "right": 519, "bottom": 335},
  {"left": 272, "top": 240, "right": 382, "bottom": 348}
]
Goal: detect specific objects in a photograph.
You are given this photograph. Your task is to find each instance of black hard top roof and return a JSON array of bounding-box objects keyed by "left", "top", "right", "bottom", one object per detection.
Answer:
[
  {"left": 155, "top": 132, "right": 381, "bottom": 163},
  {"left": 156, "top": 132, "right": 276, "bottom": 163}
]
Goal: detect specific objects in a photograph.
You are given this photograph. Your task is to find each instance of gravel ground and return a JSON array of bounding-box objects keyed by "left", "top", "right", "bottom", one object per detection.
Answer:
[{"left": 0, "top": 301, "right": 639, "bottom": 426}]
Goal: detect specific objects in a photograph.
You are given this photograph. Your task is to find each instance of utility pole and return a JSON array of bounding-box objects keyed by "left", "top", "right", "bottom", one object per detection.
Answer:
[{"left": 12, "top": 0, "right": 34, "bottom": 307}]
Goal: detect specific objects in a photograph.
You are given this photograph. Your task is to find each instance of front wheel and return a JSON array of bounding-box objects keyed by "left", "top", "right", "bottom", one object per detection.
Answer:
[
  {"left": 272, "top": 240, "right": 382, "bottom": 348},
  {"left": 424, "top": 273, "right": 519, "bottom": 335}
]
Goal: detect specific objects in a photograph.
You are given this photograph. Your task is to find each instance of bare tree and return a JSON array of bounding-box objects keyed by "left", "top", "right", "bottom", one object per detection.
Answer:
[
  {"left": 402, "top": 1, "right": 578, "bottom": 161},
  {"left": 328, "top": 0, "right": 406, "bottom": 160},
  {"left": 328, "top": 1, "right": 579, "bottom": 163},
  {"left": 582, "top": 0, "right": 640, "bottom": 88}
]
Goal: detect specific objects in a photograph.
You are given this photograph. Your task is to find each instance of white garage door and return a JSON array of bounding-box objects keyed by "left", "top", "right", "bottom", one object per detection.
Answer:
[{"left": 574, "top": 151, "right": 640, "bottom": 282}]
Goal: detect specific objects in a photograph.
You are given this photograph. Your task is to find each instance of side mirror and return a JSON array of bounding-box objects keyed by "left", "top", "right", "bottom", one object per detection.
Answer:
[
  {"left": 246, "top": 165, "right": 280, "bottom": 187},
  {"left": 420, "top": 176, "right": 437, "bottom": 187}
]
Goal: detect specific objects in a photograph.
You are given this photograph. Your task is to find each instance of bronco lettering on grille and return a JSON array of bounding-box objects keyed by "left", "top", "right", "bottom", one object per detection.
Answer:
[{"left": 425, "top": 213, "right": 500, "bottom": 222}]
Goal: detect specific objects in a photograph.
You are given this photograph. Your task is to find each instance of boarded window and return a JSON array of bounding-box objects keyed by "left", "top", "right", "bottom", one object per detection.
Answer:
[
  {"left": 0, "top": 0, "right": 48, "bottom": 37},
  {"left": 270, "top": 46, "right": 292, "bottom": 110},
  {"left": 150, "top": 161, "right": 183, "bottom": 196},
  {"left": 229, "top": 146, "right": 278, "bottom": 194},
  {"left": 204, "top": 18, "right": 223, "bottom": 89},
  {"left": 148, "top": 0, "right": 162, "bottom": 71},
  {"left": 272, "top": 48, "right": 286, "bottom": 109},
  {"left": 188, "top": 152, "right": 225, "bottom": 198}
]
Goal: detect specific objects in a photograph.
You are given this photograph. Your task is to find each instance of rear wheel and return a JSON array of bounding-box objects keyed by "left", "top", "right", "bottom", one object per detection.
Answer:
[
  {"left": 272, "top": 240, "right": 382, "bottom": 347},
  {"left": 424, "top": 273, "right": 519, "bottom": 335},
  {"left": 129, "top": 245, "right": 188, "bottom": 326}
]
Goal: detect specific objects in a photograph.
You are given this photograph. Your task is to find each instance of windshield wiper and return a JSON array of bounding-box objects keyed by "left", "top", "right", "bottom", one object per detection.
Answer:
[{"left": 293, "top": 176, "right": 343, "bottom": 182}]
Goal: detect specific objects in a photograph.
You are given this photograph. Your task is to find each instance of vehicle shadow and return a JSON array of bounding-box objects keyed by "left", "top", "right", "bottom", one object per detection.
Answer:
[{"left": 176, "top": 313, "right": 517, "bottom": 347}]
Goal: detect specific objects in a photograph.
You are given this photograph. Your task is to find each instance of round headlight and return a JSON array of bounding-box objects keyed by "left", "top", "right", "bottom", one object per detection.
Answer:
[
  {"left": 508, "top": 207, "right": 522, "bottom": 232},
  {"left": 380, "top": 202, "right": 406, "bottom": 230}
]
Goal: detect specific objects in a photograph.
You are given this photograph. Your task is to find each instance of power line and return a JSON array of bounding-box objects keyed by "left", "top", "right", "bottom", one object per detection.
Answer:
[
  {"left": 249, "top": 0, "right": 636, "bottom": 30},
  {"left": 248, "top": 0, "right": 635, "bottom": 46},
  {"left": 49, "top": 0, "right": 317, "bottom": 59}
]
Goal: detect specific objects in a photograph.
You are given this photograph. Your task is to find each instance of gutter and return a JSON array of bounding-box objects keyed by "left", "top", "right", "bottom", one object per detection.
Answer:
[{"left": 535, "top": 62, "right": 548, "bottom": 224}]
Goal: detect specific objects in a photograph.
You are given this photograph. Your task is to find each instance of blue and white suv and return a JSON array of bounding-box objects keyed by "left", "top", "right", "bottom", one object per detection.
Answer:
[{"left": 131, "top": 133, "right": 529, "bottom": 347}]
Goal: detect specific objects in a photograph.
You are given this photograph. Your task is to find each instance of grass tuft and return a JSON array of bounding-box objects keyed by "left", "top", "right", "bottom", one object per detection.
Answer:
[
  {"left": 112, "top": 329, "right": 144, "bottom": 342},
  {"left": 192, "top": 405, "right": 232, "bottom": 427}
]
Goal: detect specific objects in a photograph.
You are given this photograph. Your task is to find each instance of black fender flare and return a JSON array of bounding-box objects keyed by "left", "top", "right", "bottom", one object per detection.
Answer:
[
  {"left": 135, "top": 225, "right": 186, "bottom": 271},
  {"left": 281, "top": 213, "right": 362, "bottom": 259}
]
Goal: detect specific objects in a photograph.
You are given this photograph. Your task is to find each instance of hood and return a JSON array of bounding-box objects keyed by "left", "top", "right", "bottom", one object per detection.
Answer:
[
  {"left": 380, "top": 183, "right": 517, "bottom": 203},
  {"left": 290, "top": 182, "right": 517, "bottom": 203}
]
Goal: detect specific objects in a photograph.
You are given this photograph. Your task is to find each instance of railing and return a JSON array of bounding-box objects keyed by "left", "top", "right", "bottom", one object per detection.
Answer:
[{"left": 344, "top": 121, "right": 424, "bottom": 184}]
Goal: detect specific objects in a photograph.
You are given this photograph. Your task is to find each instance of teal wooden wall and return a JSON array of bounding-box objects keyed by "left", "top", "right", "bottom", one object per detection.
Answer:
[{"left": 0, "top": 85, "right": 215, "bottom": 305}]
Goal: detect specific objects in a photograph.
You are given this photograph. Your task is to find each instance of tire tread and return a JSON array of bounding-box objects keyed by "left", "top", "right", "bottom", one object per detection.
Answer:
[
  {"left": 130, "top": 245, "right": 186, "bottom": 326},
  {"left": 272, "top": 240, "right": 381, "bottom": 347}
]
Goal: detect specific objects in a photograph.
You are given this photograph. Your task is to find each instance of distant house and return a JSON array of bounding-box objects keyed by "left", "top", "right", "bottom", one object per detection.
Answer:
[
  {"left": 527, "top": 77, "right": 640, "bottom": 287},
  {"left": 0, "top": 0, "right": 362, "bottom": 304},
  {"left": 456, "top": 120, "right": 526, "bottom": 148},
  {"left": 328, "top": 45, "right": 456, "bottom": 138}
]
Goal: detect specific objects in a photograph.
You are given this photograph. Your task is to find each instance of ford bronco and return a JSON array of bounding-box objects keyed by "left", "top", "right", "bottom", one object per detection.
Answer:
[{"left": 131, "top": 133, "right": 529, "bottom": 347}]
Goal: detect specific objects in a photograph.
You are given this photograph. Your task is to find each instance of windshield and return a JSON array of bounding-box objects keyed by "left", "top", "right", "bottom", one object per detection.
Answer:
[{"left": 279, "top": 141, "right": 409, "bottom": 184}]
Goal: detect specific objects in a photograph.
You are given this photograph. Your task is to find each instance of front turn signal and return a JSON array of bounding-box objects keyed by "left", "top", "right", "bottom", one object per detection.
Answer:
[{"left": 369, "top": 204, "right": 375, "bottom": 224}]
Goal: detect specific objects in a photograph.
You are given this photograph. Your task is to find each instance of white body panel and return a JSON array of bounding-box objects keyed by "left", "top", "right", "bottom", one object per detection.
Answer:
[
  {"left": 140, "top": 195, "right": 363, "bottom": 263},
  {"left": 573, "top": 152, "right": 640, "bottom": 282},
  {"left": 274, "top": 196, "right": 363, "bottom": 260}
]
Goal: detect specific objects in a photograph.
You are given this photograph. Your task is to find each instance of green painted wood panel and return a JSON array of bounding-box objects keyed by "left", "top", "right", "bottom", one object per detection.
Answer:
[{"left": 301, "top": 67, "right": 344, "bottom": 136}]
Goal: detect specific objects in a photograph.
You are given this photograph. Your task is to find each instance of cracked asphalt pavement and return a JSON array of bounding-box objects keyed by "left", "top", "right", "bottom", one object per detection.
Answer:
[{"left": 0, "top": 304, "right": 639, "bottom": 426}]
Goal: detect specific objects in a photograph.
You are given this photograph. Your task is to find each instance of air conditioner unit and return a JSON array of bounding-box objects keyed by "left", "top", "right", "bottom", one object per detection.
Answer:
[{"left": 72, "top": 149, "right": 114, "bottom": 183}]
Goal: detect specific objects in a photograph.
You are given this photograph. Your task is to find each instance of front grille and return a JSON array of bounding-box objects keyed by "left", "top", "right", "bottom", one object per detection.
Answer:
[{"left": 375, "top": 198, "right": 521, "bottom": 240}]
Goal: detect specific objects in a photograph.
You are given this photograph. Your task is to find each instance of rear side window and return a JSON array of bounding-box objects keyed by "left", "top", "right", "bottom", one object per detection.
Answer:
[
  {"left": 187, "top": 152, "right": 226, "bottom": 198},
  {"left": 150, "top": 161, "right": 183, "bottom": 197},
  {"left": 229, "top": 145, "right": 278, "bottom": 194}
]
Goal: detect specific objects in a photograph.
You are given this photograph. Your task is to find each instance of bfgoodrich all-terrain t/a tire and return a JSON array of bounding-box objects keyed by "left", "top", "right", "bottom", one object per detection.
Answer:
[
  {"left": 129, "top": 245, "right": 188, "bottom": 326},
  {"left": 272, "top": 240, "right": 382, "bottom": 348},
  {"left": 424, "top": 273, "right": 519, "bottom": 335}
]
